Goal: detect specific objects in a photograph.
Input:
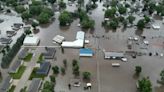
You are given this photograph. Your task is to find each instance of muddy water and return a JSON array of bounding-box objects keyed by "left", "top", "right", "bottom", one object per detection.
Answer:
[{"left": 36, "top": 0, "right": 164, "bottom": 92}]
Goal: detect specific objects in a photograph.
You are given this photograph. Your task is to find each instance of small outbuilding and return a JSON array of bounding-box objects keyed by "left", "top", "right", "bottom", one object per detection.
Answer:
[
  {"left": 23, "top": 36, "right": 40, "bottom": 46},
  {"left": 79, "top": 48, "right": 93, "bottom": 57},
  {"left": 0, "top": 37, "right": 12, "bottom": 44}
]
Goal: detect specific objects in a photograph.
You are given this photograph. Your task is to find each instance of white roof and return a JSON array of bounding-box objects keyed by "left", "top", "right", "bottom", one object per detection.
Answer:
[
  {"left": 53, "top": 35, "right": 64, "bottom": 43},
  {"left": 23, "top": 36, "right": 39, "bottom": 46},
  {"left": 152, "top": 25, "right": 160, "bottom": 29},
  {"left": 62, "top": 39, "right": 84, "bottom": 48},
  {"left": 76, "top": 31, "right": 85, "bottom": 40}
]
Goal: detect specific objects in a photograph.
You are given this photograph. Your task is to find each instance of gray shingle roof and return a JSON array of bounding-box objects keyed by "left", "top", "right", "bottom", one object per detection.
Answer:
[
  {"left": 36, "top": 62, "right": 51, "bottom": 75},
  {"left": 0, "top": 76, "right": 12, "bottom": 92},
  {"left": 18, "top": 48, "right": 28, "bottom": 59},
  {"left": 9, "top": 60, "right": 22, "bottom": 73},
  {"left": 104, "top": 52, "right": 124, "bottom": 59},
  {"left": 42, "top": 48, "right": 56, "bottom": 59},
  {"left": 28, "top": 78, "right": 42, "bottom": 92}
]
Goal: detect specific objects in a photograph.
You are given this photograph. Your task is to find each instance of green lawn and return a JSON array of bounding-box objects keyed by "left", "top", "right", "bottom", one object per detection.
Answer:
[
  {"left": 37, "top": 54, "right": 44, "bottom": 63},
  {"left": 29, "top": 68, "right": 46, "bottom": 80},
  {"left": 10, "top": 66, "right": 26, "bottom": 79},
  {"left": 8, "top": 85, "right": 16, "bottom": 92},
  {"left": 24, "top": 53, "right": 33, "bottom": 62}
]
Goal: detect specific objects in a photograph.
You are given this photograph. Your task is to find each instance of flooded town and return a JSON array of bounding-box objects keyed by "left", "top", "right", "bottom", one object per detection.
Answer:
[{"left": 0, "top": 0, "right": 164, "bottom": 92}]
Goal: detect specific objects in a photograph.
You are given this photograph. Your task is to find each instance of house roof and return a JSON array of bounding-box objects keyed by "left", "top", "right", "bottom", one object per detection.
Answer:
[
  {"left": 18, "top": 48, "right": 28, "bottom": 59},
  {"left": 36, "top": 62, "right": 51, "bottom": 75},
  {"left": 28, "top": 78, "right": 42, "bottom": 92},
  {"left": 42, "top": 48, "right": 56, "bottom": 59},
  {"left": 0, "top": 76, "right": 12, "bottom": 92},
  {"left": 76, "top": 31, "right": 85, "bottom": 40},
  {"left": 79, "top": 48, "right": 93, "bottom": 56},
  {"left": 0, "top": 37, "right": 12, "bottom": 44},
  {"left": 23, "top": 36, "right": 39, "bottom": 46},
  {"left": 9, "top": 60, "right": 22, "bottom": 73},
  {"left": 104, "top": 52, "right": 124, "bottom": 58}
]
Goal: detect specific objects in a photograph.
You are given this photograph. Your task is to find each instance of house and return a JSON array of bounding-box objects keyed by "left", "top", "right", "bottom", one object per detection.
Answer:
[
  {"left": 27, "top": 78, "right": 42, "bottom": 92},
  {"left": 18, "top": 48, "right": 29, "bottom": 59},
  {"left": 104, "top": 52, "right": 124, "bottom": 59},
  {"left": 9, "top": 60, "right": 23, "bottom": 73},
  {"left": 36, "top": 62, "right": 51, "bottom": 75},
  {"left": 23, "top": 36, "right": 40, "bottom": 46},
  {"left": 42, "top": 47, "right": 56, "bottom": 59},
  {"left": 0, "top": 37, "right": 12, "bottom": 44},
  {"left": 0, "top": 76, "right": 13, "bottom": 92},
  {"left": 62, "top": 31, "right": 85, "bottom": 48},
  {"left": 6, "top": 30, "right": 16, "bottom": 37},
  {"left": 79, "top": 48, "right": 94, "bottom": 57}
]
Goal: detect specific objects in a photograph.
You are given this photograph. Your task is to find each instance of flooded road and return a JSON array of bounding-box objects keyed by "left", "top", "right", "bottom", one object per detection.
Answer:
[{"left": 34, "top": 0, "right": 164, "bottom": 92}]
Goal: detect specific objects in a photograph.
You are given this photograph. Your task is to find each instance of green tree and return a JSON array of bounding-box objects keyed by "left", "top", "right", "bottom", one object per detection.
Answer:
[
  {"left": 21, "top": 11, "right": 32, "bottom": 20},
  {"left": 32, "top": 21, "right": 39, "bottom": 30},
  {"left": 155, "top": 5, "right": 163, "bottom": 15},
  {"left": 58, "top": 0, "right": 66, "bottom": 10},
  {"left": 144, "top": 16, "right": 150, "bottom": 23},
  {"left": 138, "top": 77, "right": 152, "bottom": 92},
  {"left": 58, "top": 11, "right": 72, "bottom": 26},
  {"left": 24, "top": 30, "right": 32, "bottom": 35},
  {"left": 77, "top": 0, "right": 84, "bottom": 7},
  {"left": 81, "top": 18, "right": 95, "bottom": 29},
  {"left": 15, "top": 5, "right": 26, "bottom": 13},
  {"left": 52, "top": 66, "right": 59, "bottom": 74},
  {"left": 72, "top": 59, "right": 78, "bottom": 67},
  {"left": 50, "top": 75, "right": 56, "bottom": 83},
  {"left": 5, "top": 45, "right": 10, "bottom": 51},
  {"left": 118, "top": 6, "right": 127, "bottom": 14},
  {"left": 104, "top": 7, "right": 116, "bottom": 18},
  {"left": 127, "top": 15, "right": 135, "bottom": 24},
  {"left": 160, "top": 69, "right": 164, "bottom": 84},
  {"left": 83, "top": 71, "right": 91, "bottom": 80},
  {"left": 61, "top": 67, "right": 65, "bottom": 75},
  {"left": 109, "top": 20, "right": 118, "bottom": 30},
  {"left": 73, "top": 64, "right": 80, "bottom": 76},
  {"left": 137, "top": 19, "right": 145, "bottom": 30},
  {"left": 43, "top": 81, "right": 54, "bottom": 91},
  {"left": 1, "top": 49, "right": 6, "bottom": 55},
  {"left": 38, "top": 12, "right": 50, "bottom": 24},
  {"left": 47, "top": 0, "right": 56, "bottom": 4},
  {"left": 29, "top": 5, "right": 43, "bottom": 16},
  {"left": 63, "top": 59, "right": 67, "bottom": 68},
  {"left": 135, "top": 66, "right": 142, "bottom": 76}
]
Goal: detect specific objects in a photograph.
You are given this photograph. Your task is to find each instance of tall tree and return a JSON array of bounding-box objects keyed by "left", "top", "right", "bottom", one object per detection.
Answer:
[{"left": 138, "top": 77, "right": 152, "bottom": 92}]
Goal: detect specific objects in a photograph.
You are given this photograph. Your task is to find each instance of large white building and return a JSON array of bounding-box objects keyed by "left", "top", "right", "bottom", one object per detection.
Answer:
[
  {"left": 23, "top": 36, "right": 40, "bottom": 46},
  {"left": 61, "top": 31, "right": 85, "bottom": 48}
]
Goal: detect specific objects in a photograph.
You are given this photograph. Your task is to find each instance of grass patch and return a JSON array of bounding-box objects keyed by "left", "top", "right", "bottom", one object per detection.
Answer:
[
  {"left": 37, "top": 54, "right": 44, "bottom": 63},
  {"left": 8, "top": 85, "right": 16, "bottom": 92},
  {"left": 29, "top": 68, "right": 46, "bottom": 80},
  {"left": 24, "top": 53, "right": 33, "bottom": 62},
  {"left": 10, "top": 66, "right": 26, "bottom": 79}
]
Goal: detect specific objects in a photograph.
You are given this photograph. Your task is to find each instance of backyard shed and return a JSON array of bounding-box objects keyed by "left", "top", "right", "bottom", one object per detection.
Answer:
[
  {"left": 23, "top": 36, "right": 40, "bottom": 46},
  {"left": 79, "top": 48, "right": 93, "bottom": 57}
]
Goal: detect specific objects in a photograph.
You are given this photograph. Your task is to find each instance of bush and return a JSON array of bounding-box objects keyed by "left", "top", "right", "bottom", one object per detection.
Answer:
[
  {"left": 50, "top": 75, "right": 56, "bottom": 83},
  {"left": 52, "top": 66, "right": 59, "bottom": 75},
  {"left": 83, "top": 71, "right": 91, "bottom": 80},
  {"left": 60, "top": 67, "right": 65, "bottom": 75}
]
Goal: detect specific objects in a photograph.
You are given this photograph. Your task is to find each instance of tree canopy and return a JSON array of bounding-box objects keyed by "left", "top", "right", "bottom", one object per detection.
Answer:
[
  {"left": 138, "top": 77, "right": 152, "bottom": 92},
  {"left": 59, "top": 11, "right": 72, "bottom": 26}
]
